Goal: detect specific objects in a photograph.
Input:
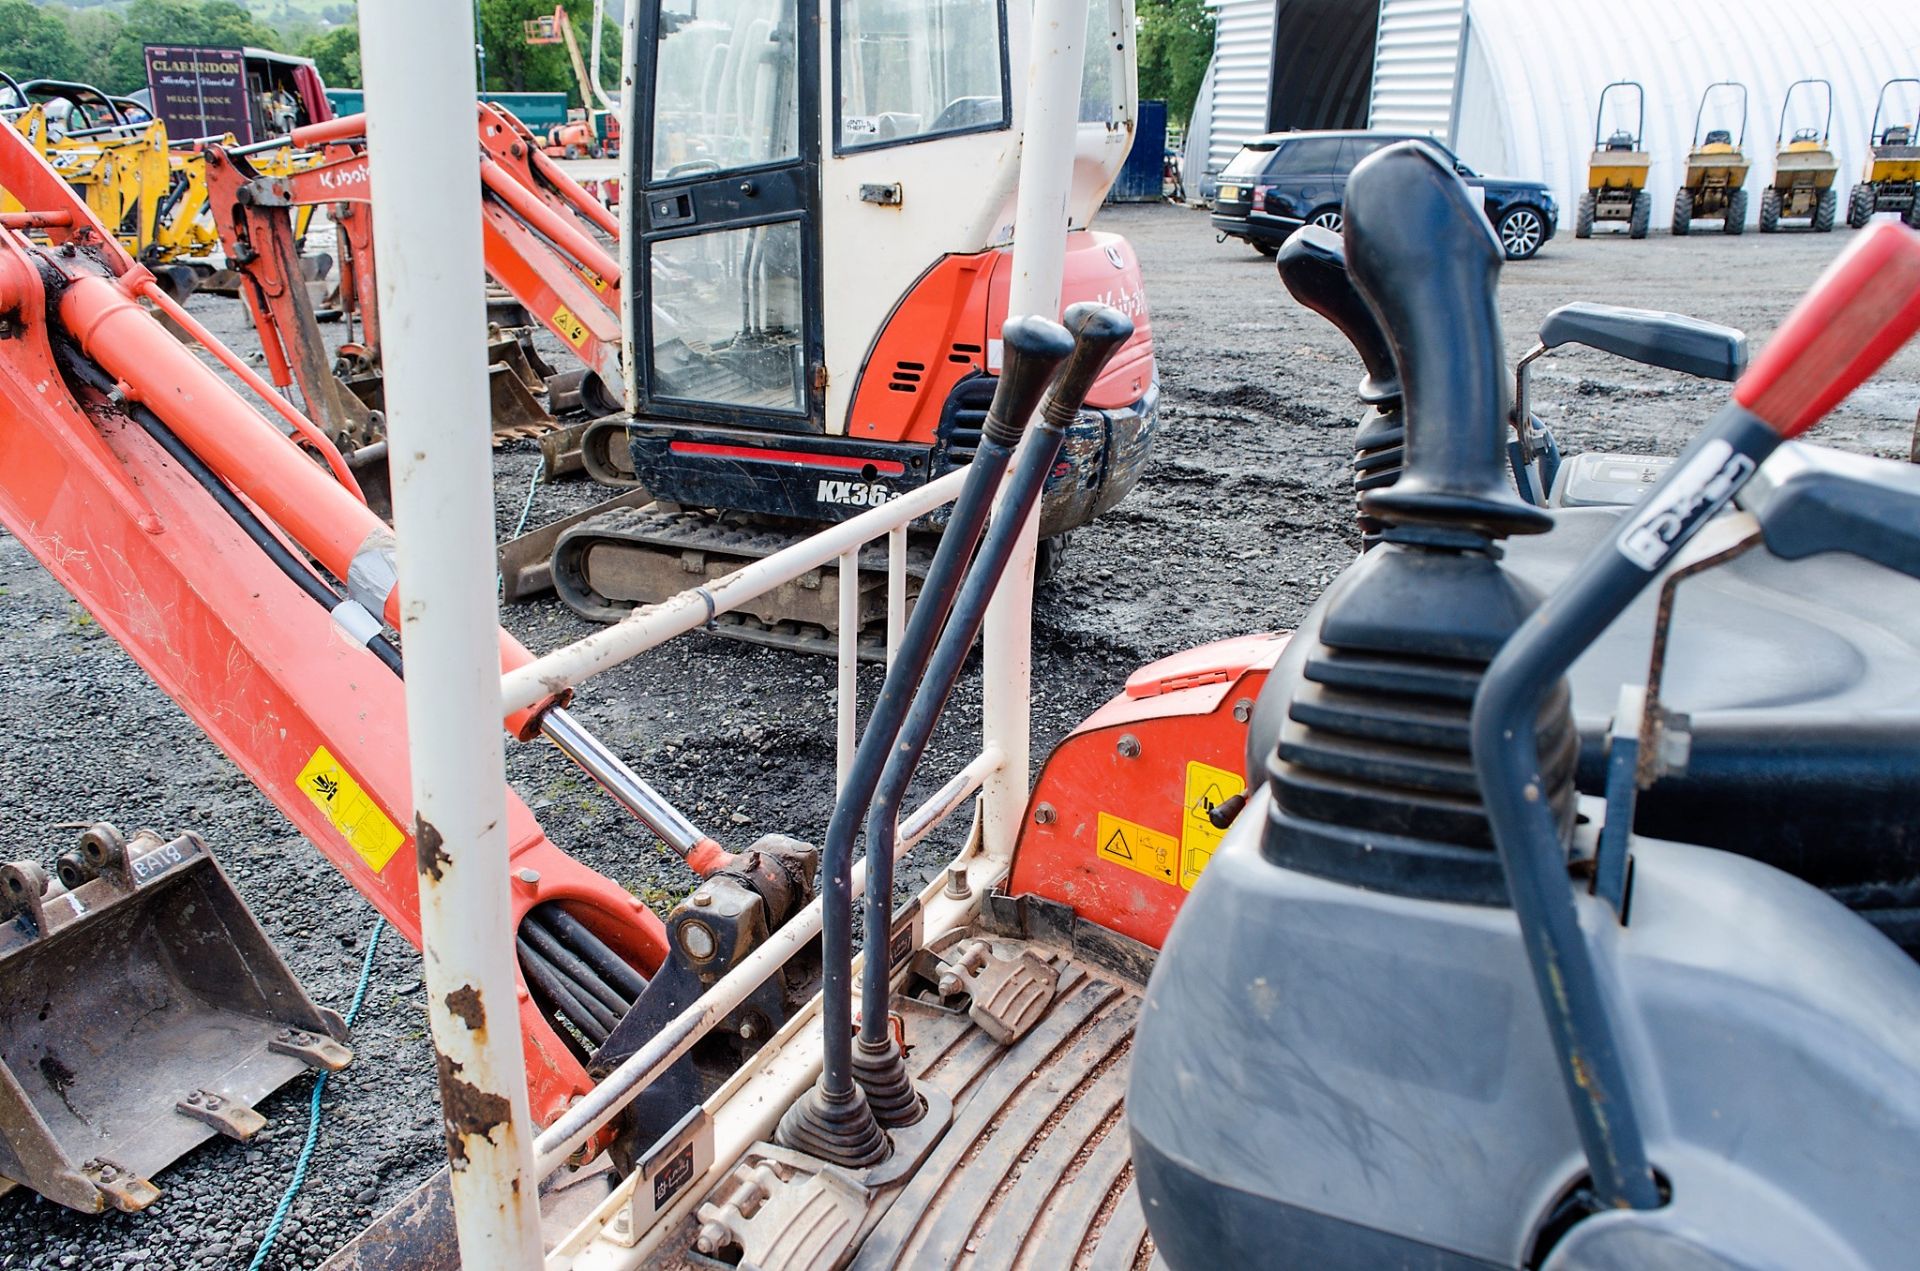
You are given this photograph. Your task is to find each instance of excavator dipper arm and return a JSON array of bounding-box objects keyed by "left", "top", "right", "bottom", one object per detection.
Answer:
[{"left": 0, "top": 121, "right": 667, "bottom": 1129}]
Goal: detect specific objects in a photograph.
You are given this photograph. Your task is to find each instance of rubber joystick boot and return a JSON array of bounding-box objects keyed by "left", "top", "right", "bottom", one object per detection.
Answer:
[
  {"left": 775, "top": 1081, "right": 889, "bottom": 1169},
  {"left": 852, "top": 1033, "right": 924, "bottom": 1128}
]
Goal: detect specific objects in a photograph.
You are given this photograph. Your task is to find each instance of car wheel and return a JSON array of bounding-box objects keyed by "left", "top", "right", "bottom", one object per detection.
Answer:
[
  {"left": 1307, "top": 208, "right": 1344, "bottom": 233},
  {"left": 1497, "top": 205, "right": 1546, "bottom": 260}
]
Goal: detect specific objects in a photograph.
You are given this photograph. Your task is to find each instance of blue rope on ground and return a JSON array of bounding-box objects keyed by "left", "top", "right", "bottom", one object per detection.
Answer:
[
  {"left": 499, "top": 459, "right": 544, "bottom": 598},
  {"left": 247, "top": 917, "right": 388, "bottom": 1271},
  {"left": 513, "top": 460, "right": 543, "bottom": 539}
]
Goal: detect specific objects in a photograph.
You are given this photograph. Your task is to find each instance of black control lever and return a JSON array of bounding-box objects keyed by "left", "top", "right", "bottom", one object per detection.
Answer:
[
  {"left": 1276, "top": 226, "right": 1399, "bottom": 403},
  {"left": 850, "top": 301, "right": 1135, "bottom": 1125},
  {"left": 1742, "top": 443, "right": 1920, "bottom": 579},
  {"left": 777, "top": 314, "right": 1073, "bottom": 1168},
  {"left": 1471, "top": 222, "right": 1920, "bottom": 1213},
  {"left": 1344, "top": 143, "right": 1550, "bottom": 539},
  {"left": 1536, "top": 302, "right": 1748, "bottom": 382}
]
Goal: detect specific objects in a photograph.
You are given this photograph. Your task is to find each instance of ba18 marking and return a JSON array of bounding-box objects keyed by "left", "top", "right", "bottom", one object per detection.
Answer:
[{"left": 817, "top": 479, "right": 894, "bottom": 507}]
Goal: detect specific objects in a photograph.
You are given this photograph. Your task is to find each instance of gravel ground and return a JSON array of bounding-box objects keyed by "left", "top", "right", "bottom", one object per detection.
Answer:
[{"left": 3, "top": 204, "right": 1917, "bottom": 1269}]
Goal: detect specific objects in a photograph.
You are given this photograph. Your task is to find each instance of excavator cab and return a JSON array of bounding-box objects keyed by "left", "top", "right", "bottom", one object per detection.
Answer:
[
  {"left": 1132, "top": 143, "right": 1920, "bottom": 1269},
  {"left": 539, "top": 0, "right": 1159, "bottom": 649}
]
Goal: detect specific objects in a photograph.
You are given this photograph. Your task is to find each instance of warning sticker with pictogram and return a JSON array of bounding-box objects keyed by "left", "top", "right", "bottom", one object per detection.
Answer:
[
  {"left": 297, "top": 745, "right": 407, "bottom": 873},
  {"left": 551, "top": 303, "right": 591, "bottom": 349},
  {"left": 1180, "top": 760, "right": 1245, "bottom": 890},
  {"left": 1096, "top": 811, "right": 1179, "bottom": 887}
]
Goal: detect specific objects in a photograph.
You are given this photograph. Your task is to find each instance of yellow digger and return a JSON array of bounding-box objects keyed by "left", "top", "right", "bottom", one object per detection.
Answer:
[
  {"left": 1575, "top": 80, "right": 1652, "bottom": 239},
  {"left": 1848, "top": 77, "right": 1920, "bottom": 229},
  {"left": 1761, "top": 78, "right": 1839, "bottom": 233},
  {"left": 1673, "top": 80, "right": 1750, "bottom": 236}
]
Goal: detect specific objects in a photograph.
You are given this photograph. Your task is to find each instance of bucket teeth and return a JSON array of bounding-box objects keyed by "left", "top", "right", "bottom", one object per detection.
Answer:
[
  {"left": 269, "top": 1027, "right": 354, "bottom": 1071},
  {"left": 83, "top": 1158, "right": 159, "bottom": 1214},
  {"left": 174, "top": 1089, "right": 266, "bottom": 1141}
]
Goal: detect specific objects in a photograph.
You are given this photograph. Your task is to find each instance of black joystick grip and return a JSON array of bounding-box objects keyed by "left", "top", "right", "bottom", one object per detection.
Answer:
[
  {"left": 1344, "top": 143, "right": 1550, "bottom": 538},
  {"left": 984, "top": 316, "right": 1075, "bottom": 447},
  {"left": 1276, "top": 227, "right": 1399, "bottom": 404},
  {"left": 1041, "top": 302, "right": 1136, "bottom": 428}
]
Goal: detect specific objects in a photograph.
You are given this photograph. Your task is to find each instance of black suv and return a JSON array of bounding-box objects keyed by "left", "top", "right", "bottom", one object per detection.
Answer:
[{"left": 1212, "top": 131, "right": 1558, "bottom": 260}]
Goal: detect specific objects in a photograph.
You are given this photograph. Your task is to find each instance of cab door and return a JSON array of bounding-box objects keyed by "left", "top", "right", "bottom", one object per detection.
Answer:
[{"left": 630, "top": 0, "right": 824, "bottom": 433}]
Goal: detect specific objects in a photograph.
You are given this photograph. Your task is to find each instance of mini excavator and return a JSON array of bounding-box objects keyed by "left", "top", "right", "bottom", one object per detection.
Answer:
[
  {"left": 504, "top": 0, "right": 1160, "bottom": 655},
  {"left": 336, "top": 142, "right": 1919, "bottom": 1268}
]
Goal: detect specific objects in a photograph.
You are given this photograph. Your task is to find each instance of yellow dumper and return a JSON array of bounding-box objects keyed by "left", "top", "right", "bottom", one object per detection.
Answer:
[
  {"left": 1848, "top": 78, "right": 1920, "bottom": 229},
  {"left": 1575, "top": 81, "right": 1652, "bottom": 239},
  {"left": 1761, "top": 78, "right": 1838, "bottom": 232},
  {"left": 1673, "top": 81, "right": 1751, "bottom": 236}
]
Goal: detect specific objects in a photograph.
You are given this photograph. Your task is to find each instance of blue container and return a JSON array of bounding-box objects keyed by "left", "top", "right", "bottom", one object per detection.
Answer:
[{"left": 1111, "top": 99, "right": 1168, "bottom": 202}]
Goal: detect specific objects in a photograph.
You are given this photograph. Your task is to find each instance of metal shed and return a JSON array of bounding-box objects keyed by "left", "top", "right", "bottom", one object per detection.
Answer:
[{"left": 1189, "top": 0, "right": 1920, "bottom": 230}]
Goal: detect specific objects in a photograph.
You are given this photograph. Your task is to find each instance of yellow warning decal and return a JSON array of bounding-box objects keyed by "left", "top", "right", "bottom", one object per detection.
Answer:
[
  {"left": 584, "top": 270, "right": 610, "bottom": 294},
  {"left": 297, "top": 746, "right": 407, "bottom": 873},
  {"left": 1180, "top": 761, "right": 1246, "bottom": 890},
  {"left": 1096, "top": 811, "right": 1180, "bottom": 887},
  {"left": 552, "top": 303, "right": 590, "bottom": 349}
]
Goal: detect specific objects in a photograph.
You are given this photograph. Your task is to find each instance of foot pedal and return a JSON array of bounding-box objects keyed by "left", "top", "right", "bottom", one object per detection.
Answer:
[
  {"left": 937, "top": 938, "right": 1061, "bottom": 1045},
  {"left": 695, "top": 1148, "right": 869, "bottom": 1271}
]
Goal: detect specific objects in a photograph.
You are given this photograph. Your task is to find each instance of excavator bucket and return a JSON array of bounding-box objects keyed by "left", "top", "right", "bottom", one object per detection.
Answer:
[{"left": 0, "top": 824, "right": 351, "bottom": 1215}]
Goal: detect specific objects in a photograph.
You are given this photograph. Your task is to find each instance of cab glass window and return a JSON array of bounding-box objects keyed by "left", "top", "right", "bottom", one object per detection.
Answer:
[
  {"left": 650, "top": 0, "right": 802, "bottom": 182},
  {"left": 836, "top": 0, "right": 1008, "bottom": 151},
  {"left": 1079, "top": 0, "right": 1125, "bottom": 124}
]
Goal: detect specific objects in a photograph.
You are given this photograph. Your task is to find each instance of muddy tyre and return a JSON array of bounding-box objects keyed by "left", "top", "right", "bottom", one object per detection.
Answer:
[
  {"left": 1758, "top": 188, "right": 1781, "bottom": 233},
  {"left": 1574, "top": 192, "right": 1596, "bottom": 239},
  {"left": 1812, "top": 187, "right": 1837, "bottom": 232},
  {"left": 1907, "top": 201, "right": 1920, "bottom": 230},
  {"left": 1629, "top": 190, "right": 1651, "bottom": 239},
  {"left": 1848, "top": 183, "right": 1874, "bottom": 228},
  {"left": 1672, "top": 187, "right": 1693, "bottom": 235},
  {"left": 1723, "top": 188, "right": 1747, "bottom": 235}
]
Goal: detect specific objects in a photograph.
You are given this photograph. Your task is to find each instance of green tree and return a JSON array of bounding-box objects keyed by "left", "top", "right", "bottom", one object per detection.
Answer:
[
  {"left": 0, "top": 0, "right": 85, "bottom": 83},
  {"left": 302, "top": 23, "right": 360, "bottom": 89},
  {"left": 66, "top": 9, "right": 128, "bottom": 91},
  {"left": 476, "top": 0, "right": 618, "bottom": 107},
  {"left": 1137, "top": 0, "right": 1214, "bottom": 127}
]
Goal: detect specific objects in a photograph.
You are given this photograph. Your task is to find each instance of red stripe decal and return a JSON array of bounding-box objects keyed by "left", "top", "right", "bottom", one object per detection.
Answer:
[{"left": 669, "top": 440, "right": 907, "bottom": 477}]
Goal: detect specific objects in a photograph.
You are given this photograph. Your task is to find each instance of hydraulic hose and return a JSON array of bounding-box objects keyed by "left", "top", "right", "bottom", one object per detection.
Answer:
[
  {"left": 804, "top": 317, "right": 1072, "bottom": 1124},
  {"left": 857, "top": 304, "right": 1134, "bottom": 1052},
  {"left": 60, "top": 346, "right": 665, "bottom": 1047},
  {"left": 58, "top": 347, "right": 404, "bottom": 675}
]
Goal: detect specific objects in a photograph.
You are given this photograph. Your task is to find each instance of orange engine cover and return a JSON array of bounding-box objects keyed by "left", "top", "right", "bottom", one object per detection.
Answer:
[{"left": 1007, "top": 633, "right": 1290, "bottom": 950}]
